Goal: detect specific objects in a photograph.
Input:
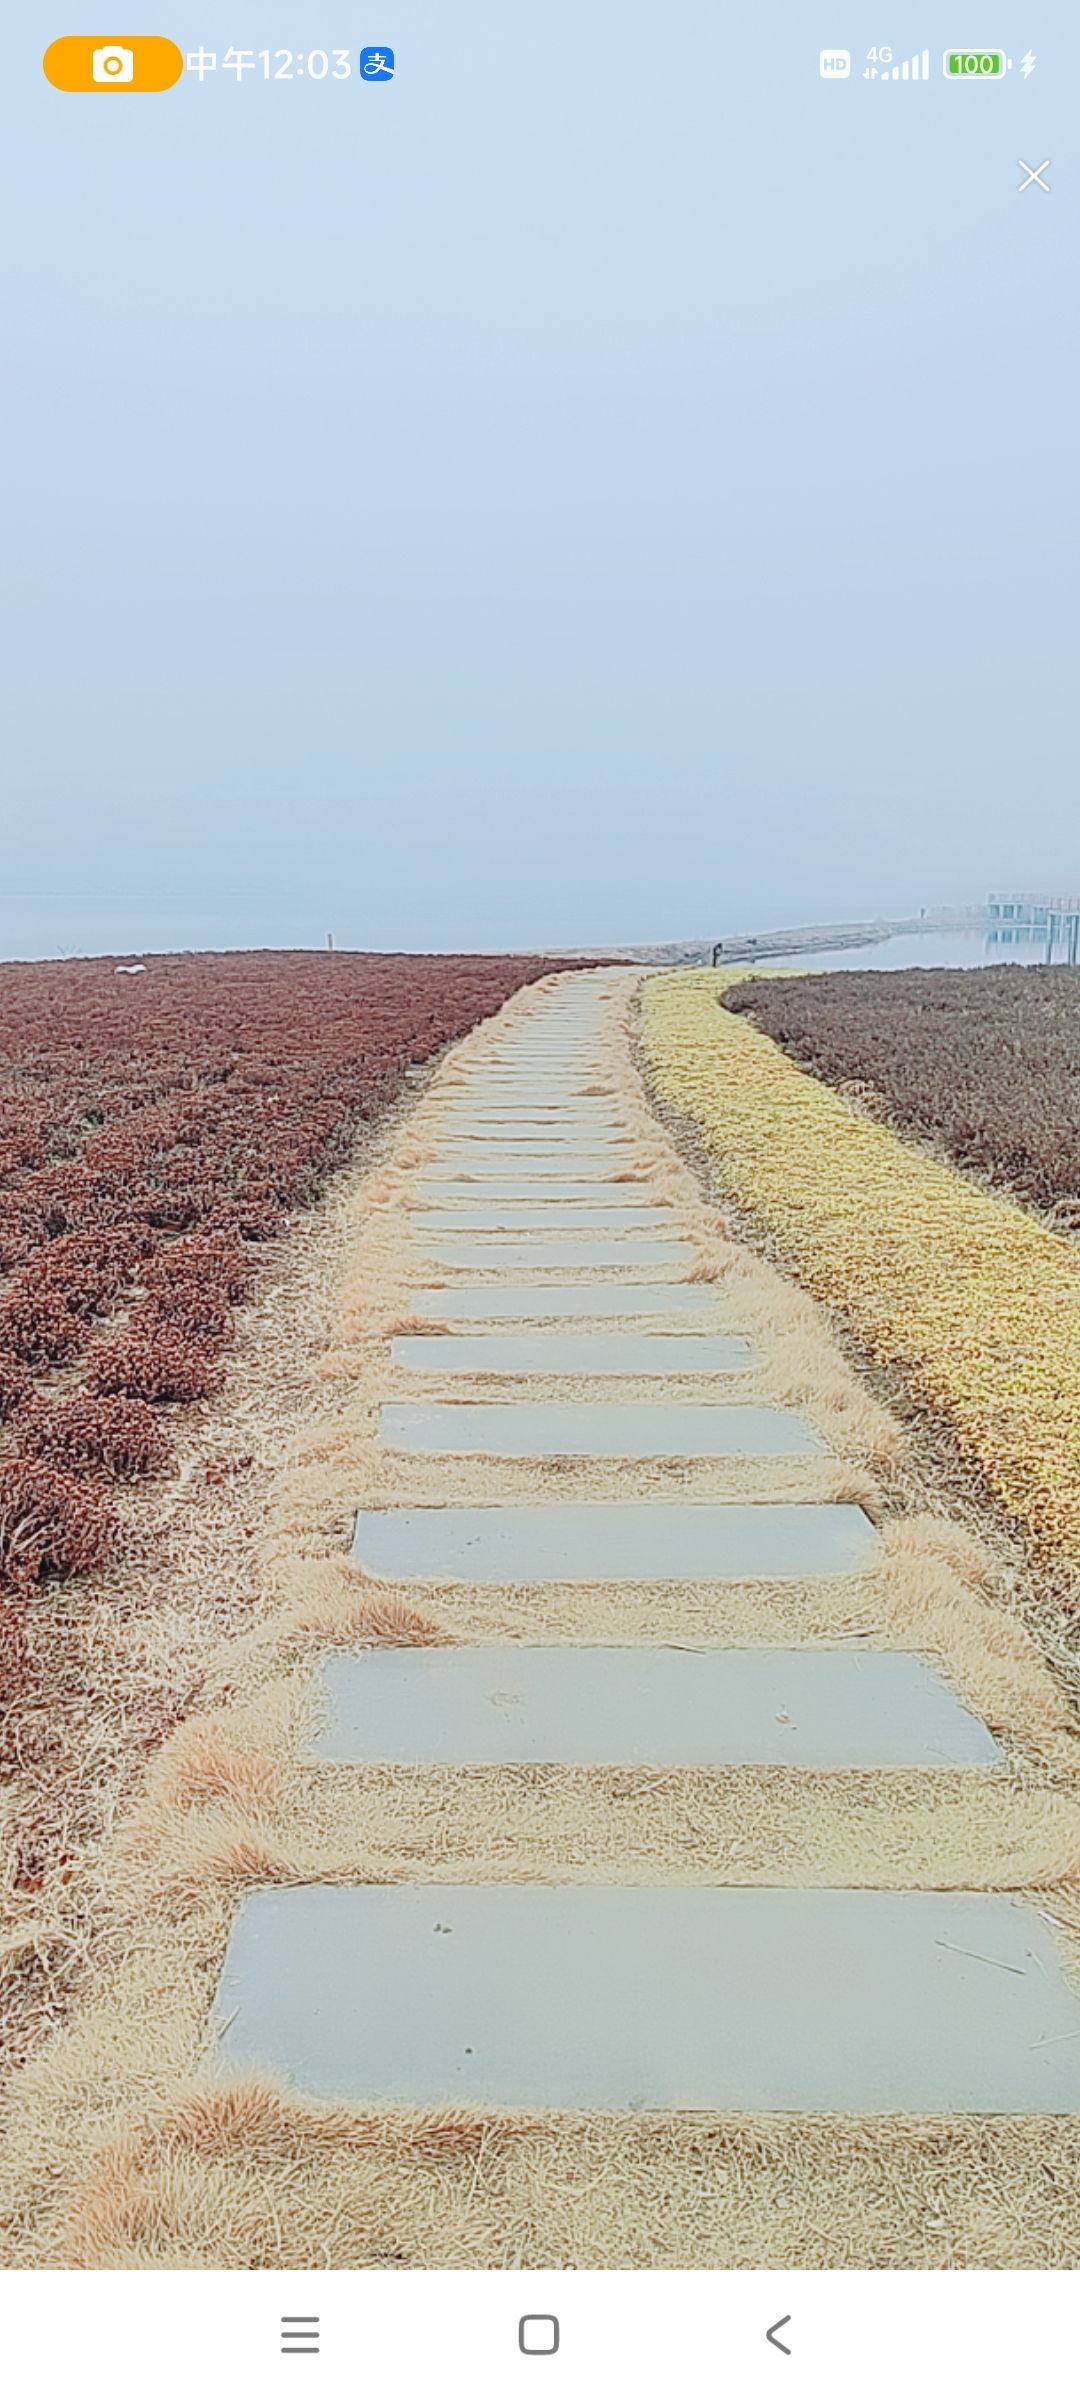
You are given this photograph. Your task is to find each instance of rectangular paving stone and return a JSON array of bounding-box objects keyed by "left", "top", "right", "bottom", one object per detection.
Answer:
[
  {"left": 409, "top": 1284, "right": 720, "bottom": 1320},
  {"left": 380, "top": 1400, "right": 822, "bottom": 1457},
  {"left": 440, "top": 1126, "right": 631, "bottom": 1141},
  {"left": 444, "top": 1094, "right": 616, "bottom": 1108},
  {"left": 311, "top": 1646, "right": 1000, "bottom": 1767},
  {"left": 419, "top": 1180, "right": 661, "bottom": 1203},
  {"left": 440, "top": 1117, "right": 624, "bottom": 1136},
  {"left": 468, "top": 1087, "right": 608, "bottom": 1095},
  {"left": 434, "top": 1151, "right": 638, "bottom": 1174},
  {"left": 438, "top": 1142, "right": 634, "bottom": 1157},
  {"left": 481, "top": 1086, "right": 603, "bottom": 1094},
  {"left": 441, "top": 1102, "right": 621, "bottom": 1118},
  {"left": 412, "top": 1206, "right": 673, "bottom": 1231},
  {"left": 352, "top": 1501, "right": 879, "bottom": 1582},
  {"left": 422, "top": 1238, "right": 693, "bottom": 1268},
  {"left": 392, "top": 1331, "right": 754, "bottom": 1372},
  {"left": 468, "top": 1095, "right": 601, "bottom": 1110},
  {"left": 216, "top": 1886, "right": 1080, "bottom": 2112}
]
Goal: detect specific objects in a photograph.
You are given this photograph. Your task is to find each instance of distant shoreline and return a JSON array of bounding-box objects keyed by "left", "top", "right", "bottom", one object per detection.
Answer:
[{"left": 564, "top": 907, "right": 989, "bottom": 967}]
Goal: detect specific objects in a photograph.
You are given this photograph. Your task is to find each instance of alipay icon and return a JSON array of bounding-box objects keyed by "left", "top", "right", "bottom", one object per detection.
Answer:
[{"left": 359, "top": 46, "right": 395, "bottom": 79}]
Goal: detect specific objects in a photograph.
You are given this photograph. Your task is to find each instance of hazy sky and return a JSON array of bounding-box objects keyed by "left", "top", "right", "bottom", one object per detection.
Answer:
[{"left": 4, "top": 3, "right": 1076, "bottom": 954}]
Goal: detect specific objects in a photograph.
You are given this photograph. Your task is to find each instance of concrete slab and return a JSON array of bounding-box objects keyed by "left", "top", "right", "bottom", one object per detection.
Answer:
[
  {"left": 440, "top": 1127, "right": 632, "bottom": 1142},
  {"left": 434, "top": 1152, "right": 638, "bottom": 1174},
  {"left": 311, "top": 1646, "right": 1000, "bottom": 1768},
  {"left": 392, "top": 1331, "right": 754, "bottom": 1372},
  {"left": 440, "top": 1117, "right": 624, "bottom": 1137},
  {"left": 216, "top": 1886, "right": 1080, "bottom": 2112},
  {"left": 440, "top": 1152, "right": 635, "bottom": 1168},
  {"left": 351, "top": 1501, "right": 879, "bottom": 1582},
  {"left": 439, "top": 1133, "right": 626, "bottom": 1153},
  {"left": 411, "top": 1206, "right": 673, "bottom": 1231},
  {"left": 380, "top": 1401, "right": 822, "bottom": 1457},
  {"left": 479, "top": 1083, "right": 602, "bottom": 1092},
  {"left": 409, "top": 1284, "right": 720, "bottom": 1320},
  {"left": 459, "top": 1099, "right": 611, "bottom": 1115},
  {"left": 442, "top": 1101, "right": 620, "bottom": 1116},
  {"left": 419, "top": 1181, "right": 662, "bottom": 1202},
  {"left": 421, "top": 1238, "right": 693, "bottom": 1268}
]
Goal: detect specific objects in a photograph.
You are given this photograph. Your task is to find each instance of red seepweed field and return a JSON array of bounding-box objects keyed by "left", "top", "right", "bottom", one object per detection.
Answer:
[{"left": 0, "top": 948, "right": 565, "bottom": 1634}]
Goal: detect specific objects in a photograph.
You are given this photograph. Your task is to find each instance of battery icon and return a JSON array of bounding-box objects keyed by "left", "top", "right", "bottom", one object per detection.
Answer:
[{"left": 944, "top": 48, "right": 1010, "bottom": 75}]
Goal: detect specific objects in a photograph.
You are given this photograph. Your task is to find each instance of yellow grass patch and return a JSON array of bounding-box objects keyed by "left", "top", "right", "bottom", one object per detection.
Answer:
[{"left": 639, "top": 969, "right": 1080, "bottom": 1567}]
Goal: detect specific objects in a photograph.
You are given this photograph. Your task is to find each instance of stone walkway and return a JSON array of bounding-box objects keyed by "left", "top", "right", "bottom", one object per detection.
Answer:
[{"left": 215, "top": 975, "right": 1080, "bottom": 2115}]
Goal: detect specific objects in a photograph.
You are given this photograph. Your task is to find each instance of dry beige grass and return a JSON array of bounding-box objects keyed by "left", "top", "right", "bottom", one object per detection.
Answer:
[
  {"left": 53, "top": 2088, "right": 1080, "bottom": 2270},
  {"left": 4, "top": 966, "right": 1080, "bottom": 2272}
]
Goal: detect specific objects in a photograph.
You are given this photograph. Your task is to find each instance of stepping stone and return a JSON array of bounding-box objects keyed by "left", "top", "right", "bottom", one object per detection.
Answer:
[
  {"left": 410, "top": 1283, "right": 719, "bottom": 1320},
  {"left": 411, "top": 1206, "right": 673, "bottom": 1231},
  {"left": 441, "top": 1118, "right": 624, "bottom": 1137},
  {"left": 465, "top": 1080, "right": 607, "bottom": 1099},
  {"left": 215, "top": 1886, "right": 1080, "bottom": 2112},
  {"left": 434, "top": 1153, "right": 639, "bottom": 1175},
  {"left": 439, "top": 1131, "right": 627, "bottom": 1151},
  {"left": 393, "top": 1331, "right": 754, "bottom": 1372},
  {"left": 441, "top": 1104, "right": 622, "bottom": 1121},
  {"left": 440, "top": 1126, "right": 632, "bottom": 1141},
  {"left": 419, "top": 1181, "right": 660, "bottom": 1203},
  {"left": 421, "top": 1238, "right": 693, "bottom": 1268},
  {"left": 434, "top": 1152, "right": 638, "bottom": 1171},
  {"left": 311, "top": 1646, "right": 1001, "bottom": 1767},
  {"left": 447, "top": 1090, "right": 611, "bottom": 1103},
  {"left": 352, "top": 1501, "right": 879, "bottom": 1582},
  {"left": 379, "top": 1400, "right": 822, "bottom": 1457},
  {"left": 461, "top": 1100, "right": 610, "bottom": 1115}
]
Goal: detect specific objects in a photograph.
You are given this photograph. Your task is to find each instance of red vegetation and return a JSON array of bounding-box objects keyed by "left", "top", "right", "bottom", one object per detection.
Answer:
[
  {"left": 0, "top": 1285, "right": 85, "bottom": 1368},
  {"left": 15, "top": 1395, "right": 171, "bottom": 1480},
  {"left": 0, "top": 948, "right": 568, "bottom": 1600},
  {"left": 0, "top": 1361, "right": 32, "bottom": 1423},
  {"left": 725, "top": 965, "right": 1080, "bottom": 1217},
  {"left": 89, "top": 1323, "right": 226, "bottom": 1404},
  {"left": 144, "top": 1230, "right": 254, "bottom": 1306},
  {"left": 0, "top": 1461, "right": 116, "bottom": 1592}
]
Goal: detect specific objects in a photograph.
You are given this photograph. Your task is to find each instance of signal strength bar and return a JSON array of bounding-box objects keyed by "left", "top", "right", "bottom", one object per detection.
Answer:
[{"left": 883, "top": 48, "right": 931, "bottom": 78}]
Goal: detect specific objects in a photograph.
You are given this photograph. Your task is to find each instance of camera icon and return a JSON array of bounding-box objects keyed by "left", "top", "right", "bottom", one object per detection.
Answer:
[{"left": 92, "top": 43, "right": 134, "bottom": 81}]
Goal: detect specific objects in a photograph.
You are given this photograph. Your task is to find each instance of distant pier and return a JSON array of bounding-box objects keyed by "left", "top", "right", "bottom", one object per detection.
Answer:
[{"left": 989, "top": 895, "right": 1080, "bottom": 963}]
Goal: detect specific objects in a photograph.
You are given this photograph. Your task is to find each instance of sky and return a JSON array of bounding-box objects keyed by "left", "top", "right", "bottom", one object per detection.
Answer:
[{"left": 3, "top": 3, "right": 1076, "bottom": 955}]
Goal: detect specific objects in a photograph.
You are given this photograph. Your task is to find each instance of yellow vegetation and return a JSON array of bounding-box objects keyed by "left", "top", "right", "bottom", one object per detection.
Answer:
[{"left": 639, "top": 969, "right": 1080, "bottom": 1564}]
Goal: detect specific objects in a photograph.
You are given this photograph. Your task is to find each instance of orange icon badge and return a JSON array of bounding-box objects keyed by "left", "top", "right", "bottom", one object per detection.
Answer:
[{"left": 43, "top": 35, "right": 183, "bottom": 90}]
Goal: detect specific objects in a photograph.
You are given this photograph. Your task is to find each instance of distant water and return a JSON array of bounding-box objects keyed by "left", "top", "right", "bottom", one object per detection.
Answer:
[
  {"left": 0, "top": 903, "right": 1060, "bottom": 975},
  {"left": 0, "top": 899, "right": 340, "bottom": 963},
  {"left": 736, "top": 930, "right": 1055, "bottom": 976}
]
